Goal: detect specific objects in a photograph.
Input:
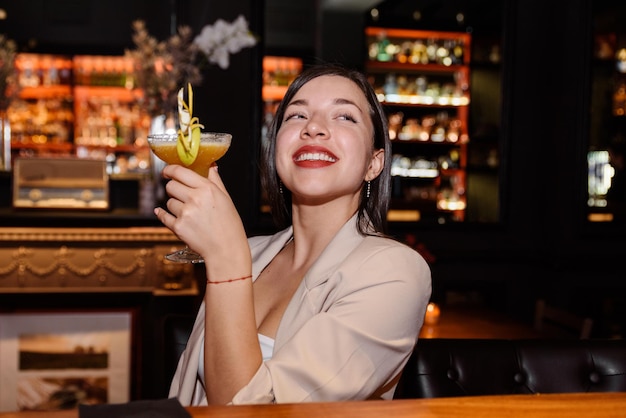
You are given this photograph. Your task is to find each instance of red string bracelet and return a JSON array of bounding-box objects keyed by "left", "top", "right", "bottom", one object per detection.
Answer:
[{"left": 207, "top": 274, "right": 252, "bottom": 285}]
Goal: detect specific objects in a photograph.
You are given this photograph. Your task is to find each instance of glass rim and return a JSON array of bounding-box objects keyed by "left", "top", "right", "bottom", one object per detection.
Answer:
[{"left": 147, "top": 132, "right": 232, "bottom": 142}]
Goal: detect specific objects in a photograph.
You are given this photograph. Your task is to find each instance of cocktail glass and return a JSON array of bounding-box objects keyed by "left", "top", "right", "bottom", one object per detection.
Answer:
[{"left": 147, "top": 132, "right": 232, "bottom": 263}]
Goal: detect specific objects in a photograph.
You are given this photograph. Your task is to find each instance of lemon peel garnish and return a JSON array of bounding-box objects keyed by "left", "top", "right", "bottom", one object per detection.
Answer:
[{"left": 176, "top": 83, "right": 204, "bottom": 165}]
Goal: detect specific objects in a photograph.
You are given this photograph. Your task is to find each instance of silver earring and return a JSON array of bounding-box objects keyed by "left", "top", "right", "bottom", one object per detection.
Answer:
[
  {"left": 366, "top": 181, "right": 371, "bottom": 198},
  {"left": 279, "top": 181, "right": 283, "bottom": 194}
]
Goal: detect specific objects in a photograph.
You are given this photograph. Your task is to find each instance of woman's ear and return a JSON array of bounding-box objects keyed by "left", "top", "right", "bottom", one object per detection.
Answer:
[{"left": 365, "top": 149, "right": 384, "bottom": 181}]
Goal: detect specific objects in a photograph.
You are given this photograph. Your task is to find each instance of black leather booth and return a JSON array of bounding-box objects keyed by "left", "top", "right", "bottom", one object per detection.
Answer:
[
  {"left": 162, "top": 314, "right": 196, "bottom": 393},
  {"left": 161, "top": 315, "right": 626, "bottom": 399},
  {"left": 394, "top": 338, "right": 626, "bottom": 398}
]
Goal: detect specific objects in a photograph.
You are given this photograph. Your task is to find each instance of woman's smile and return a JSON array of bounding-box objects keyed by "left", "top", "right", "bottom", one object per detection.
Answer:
[{"left": 293, "top": 145, "right": 338, "bottom": 168}]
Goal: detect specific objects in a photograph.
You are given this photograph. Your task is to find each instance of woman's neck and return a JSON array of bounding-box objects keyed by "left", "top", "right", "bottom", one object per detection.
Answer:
[{"left": 288, "top": 202, "right": 357, "bottom": 269}]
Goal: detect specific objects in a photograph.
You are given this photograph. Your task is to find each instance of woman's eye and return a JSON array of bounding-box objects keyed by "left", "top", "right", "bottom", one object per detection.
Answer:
[
  {"left": 284, "top": 112, "right": 305, "bottom": 121},
  {"left": 338, "top": 113, "right": 357, "bottom": 122}
]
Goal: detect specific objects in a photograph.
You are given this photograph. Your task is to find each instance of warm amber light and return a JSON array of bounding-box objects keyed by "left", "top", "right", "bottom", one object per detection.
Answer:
[
  {"left": 387, "top": 210, "right": 420, "bottom": 222},
  {"left": 424, "top": 302, "right": 441, "bottom": 325},
  {"left": 588, "top": 213, "right": 614, "bottom": 222}
]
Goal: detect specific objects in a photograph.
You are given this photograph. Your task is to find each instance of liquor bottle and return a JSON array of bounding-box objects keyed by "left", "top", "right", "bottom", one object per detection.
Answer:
[{"left": 376, "top": 32, "right": 392, "bottom": 62}]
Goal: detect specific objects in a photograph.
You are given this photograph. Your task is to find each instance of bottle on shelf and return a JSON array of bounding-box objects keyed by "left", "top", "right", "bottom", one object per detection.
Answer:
[
  {"left": 365, "top": 27, "right": 471, "bottom": 222},
  {"left": 8, "top": 52, "right": 150, "bottom": 177}
]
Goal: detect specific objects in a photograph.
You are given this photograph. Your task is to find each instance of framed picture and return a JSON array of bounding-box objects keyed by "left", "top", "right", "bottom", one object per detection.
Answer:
[{"left": 0, "top": 311, "right": 133, "bottom": 412}]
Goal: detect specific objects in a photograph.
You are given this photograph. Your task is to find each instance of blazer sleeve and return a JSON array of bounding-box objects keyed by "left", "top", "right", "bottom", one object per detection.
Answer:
[{"left": 231, "top": 239, "right": 432, "bottom": 404}]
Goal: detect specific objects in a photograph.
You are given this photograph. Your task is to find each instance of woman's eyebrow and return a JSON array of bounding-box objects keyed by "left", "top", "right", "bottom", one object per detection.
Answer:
[
  {"left": 334, "top": 98, "right": 364, "bottom": 113},
  {"left": 286, "top": 99, "right": 307, "bottom": 107},
  {"left": 286, "top": 97, "right": 363, "bottom": 112}
]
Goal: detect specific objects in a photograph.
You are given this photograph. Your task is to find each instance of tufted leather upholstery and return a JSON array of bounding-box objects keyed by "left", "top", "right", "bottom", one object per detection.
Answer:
[
  {"left": 393, "top": 338, "right": 626, "bottom": 399},
  {"left": 161, "top": 317, "right": 626, "bottom": 399},
  {"left": 162, "top": 313, "right": 195, "bottom": 392}
]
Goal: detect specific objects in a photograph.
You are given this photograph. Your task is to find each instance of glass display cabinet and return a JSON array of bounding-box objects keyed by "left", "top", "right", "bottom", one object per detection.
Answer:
[
  {"left": 587, "top": 5, "right": 626, "bottom": 228},
  {"left": 365, "top": 27, "right": 472, "bottom": 223}
]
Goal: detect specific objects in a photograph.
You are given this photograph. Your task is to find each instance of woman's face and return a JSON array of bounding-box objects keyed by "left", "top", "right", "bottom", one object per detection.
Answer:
[{"left": 275, "top": 75, "right": 384, "bottom": 206}]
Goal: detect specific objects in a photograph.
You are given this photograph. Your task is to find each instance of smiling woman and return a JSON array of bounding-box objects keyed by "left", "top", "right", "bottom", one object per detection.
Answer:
[{"left": 161, "top": 63, "right": 432, "bottom": 405}]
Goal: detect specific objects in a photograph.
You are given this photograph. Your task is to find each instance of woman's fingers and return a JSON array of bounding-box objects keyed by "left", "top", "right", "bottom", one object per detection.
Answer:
[
  {"left": 162, "top": 164, "right": 205, "bottom": 187},
  {"left": 163, "top": 164, "right": 225, "bottom": 199},
  {"left": 154, "top": 206, "right": 175, "bottom": 228},
  {"left": 207, "top": 164, "right": 228, "bottom": 194}
]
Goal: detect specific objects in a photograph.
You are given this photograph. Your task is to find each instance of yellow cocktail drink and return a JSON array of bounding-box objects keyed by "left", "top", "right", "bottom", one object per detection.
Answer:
[
  {"left": 147, "top": 84, "right": 232, "bottom": 264},
  {"left": 148, "top": 132, "right": 232, "bottom": 177}
]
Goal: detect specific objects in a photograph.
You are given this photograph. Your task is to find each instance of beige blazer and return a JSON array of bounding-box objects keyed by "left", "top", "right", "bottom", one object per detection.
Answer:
[{"left": 169, "top": 215, "right": 432, "bottom": 405}]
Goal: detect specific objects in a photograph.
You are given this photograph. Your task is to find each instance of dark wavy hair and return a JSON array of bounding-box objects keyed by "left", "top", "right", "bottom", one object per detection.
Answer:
[{"left": 260, "top": 63, "right": 391, "bottom": 235}]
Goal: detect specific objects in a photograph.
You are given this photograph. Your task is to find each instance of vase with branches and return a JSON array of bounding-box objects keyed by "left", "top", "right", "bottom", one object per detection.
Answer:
[
  {"left": 125, "top": 15, "right": 257, "bottom": 124},
  {"left": 0, "top": 34, "right": 18, "bottom": 170}
]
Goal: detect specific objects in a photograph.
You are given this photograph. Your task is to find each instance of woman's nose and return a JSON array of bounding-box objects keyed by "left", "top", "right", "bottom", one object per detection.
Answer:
[{"left": 301, "top": 117, "right": 328, "bottom": 139}]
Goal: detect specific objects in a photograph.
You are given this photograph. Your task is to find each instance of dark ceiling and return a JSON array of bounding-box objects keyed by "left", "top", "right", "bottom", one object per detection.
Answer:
[{"left": 364, "top": 0, "right": 505, "bottom": 34}]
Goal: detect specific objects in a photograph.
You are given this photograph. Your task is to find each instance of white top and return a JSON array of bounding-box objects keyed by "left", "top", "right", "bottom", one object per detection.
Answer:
[
  {"left": 258, "top": 333, "right": 275, "bottom": 362},
  {"left": 198, "top": 334, "right": 275, "bottom": 384}
]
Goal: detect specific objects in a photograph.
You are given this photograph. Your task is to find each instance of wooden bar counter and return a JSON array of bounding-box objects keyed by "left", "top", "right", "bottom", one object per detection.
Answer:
[
  {"left": 1, "top": 393, "right": 624, "bottom": 418},
  {"left": 419, "top": 304, "right": 543, "bottom": 339}
]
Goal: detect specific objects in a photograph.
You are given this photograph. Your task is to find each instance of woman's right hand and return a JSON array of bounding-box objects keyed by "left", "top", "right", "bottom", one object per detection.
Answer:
[{"left": 154, "top": 164, "right": 251, "bottom": 270}]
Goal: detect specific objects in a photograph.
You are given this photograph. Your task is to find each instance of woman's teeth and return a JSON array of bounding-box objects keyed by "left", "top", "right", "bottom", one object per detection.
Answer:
[{"left": 295, "top": 152, "right": 337, "bottom": 162}]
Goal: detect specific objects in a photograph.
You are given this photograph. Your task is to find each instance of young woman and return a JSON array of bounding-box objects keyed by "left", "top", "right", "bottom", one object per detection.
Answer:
[{"left": 156, "top": 64, "right": 432, "bottom": 405}]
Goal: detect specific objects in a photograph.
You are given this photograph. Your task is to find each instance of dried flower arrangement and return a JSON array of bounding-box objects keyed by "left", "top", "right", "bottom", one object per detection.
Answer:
[
  {"left": 0, "top": 34, "right": 18, "bottom": 112},
  {"left": 126, "top": 15, "right": 257, "bottom": 118}
]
